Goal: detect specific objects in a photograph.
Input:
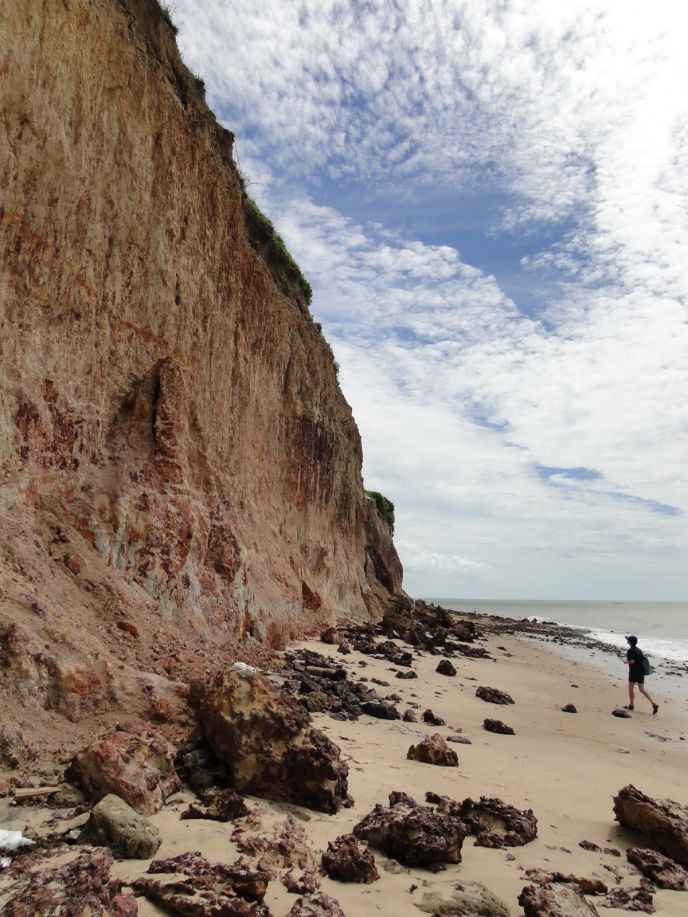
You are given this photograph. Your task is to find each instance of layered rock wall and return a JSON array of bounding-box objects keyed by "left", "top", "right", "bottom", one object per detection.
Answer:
[{"left": 0, "top": 0, "right": 403, "bottom": 775}]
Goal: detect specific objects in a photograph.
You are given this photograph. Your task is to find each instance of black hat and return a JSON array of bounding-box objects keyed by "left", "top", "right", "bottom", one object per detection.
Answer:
[{"left": 625, "top": 635, "right": 638, "bottom": 645}]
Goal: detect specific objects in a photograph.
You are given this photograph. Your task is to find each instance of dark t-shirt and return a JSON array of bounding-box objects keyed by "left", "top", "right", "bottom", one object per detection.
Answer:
[{"left": 627, "top": 646, "right": 644, "bottom": 679}]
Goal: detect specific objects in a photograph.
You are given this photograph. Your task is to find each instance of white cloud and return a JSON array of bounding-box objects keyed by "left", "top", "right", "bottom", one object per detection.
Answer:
[{"left": 173, "top": 0, "right": 688, "bottom": 598}]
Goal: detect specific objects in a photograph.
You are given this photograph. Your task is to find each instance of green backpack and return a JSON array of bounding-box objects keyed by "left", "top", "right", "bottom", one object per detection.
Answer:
[{"left": 641, "top": 653, "right": 655, "bottom": 676}]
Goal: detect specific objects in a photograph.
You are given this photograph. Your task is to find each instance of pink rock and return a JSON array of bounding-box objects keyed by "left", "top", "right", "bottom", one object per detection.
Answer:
[{"left": 68, "top": 722, "right": 180, "bottom": 814}]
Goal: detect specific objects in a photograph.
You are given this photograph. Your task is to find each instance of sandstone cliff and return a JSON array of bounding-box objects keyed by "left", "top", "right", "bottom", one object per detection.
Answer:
[{"left": 0, "top": 0, "right": 404, "bottom": 780}]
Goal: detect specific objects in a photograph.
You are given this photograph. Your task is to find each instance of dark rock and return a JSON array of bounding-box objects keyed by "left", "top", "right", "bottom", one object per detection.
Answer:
[
  {"left": 67, "top": 722, "right": 180, "bottom": 814},
  {"left": 201, "top": 667, "right": 350, "bottom": 813},
  {"left": 602, "top": 879, "right": 655, "bottom": 913},
  {"left": 519, "top": 882, "right": 601, "bottom": 915},
  {"left": 282, "top": 870, "right": 320, "bottom": 894},
  {"left": 321, "top": 833, "right": 379, "bottom": 883},
  {"left": 78, "top": 793, "right": 161, "bottom": 859},
  {"left": 181, "top": 786, "right": 249, "bottom": 822},
  {"left": 135, "top": 851, "right": 270, "bottom": 914},
  {"left": 483, "top": 718, "right": 515, "bottom": 735},
  {"left": 626, "top": 846, "right": 688, "bottom": 889},
  {"left": 579, "top": 840, "right": 602, "bottom": 852},
  {"left": 524, "top": 869, "right": 607, "bottom": 895},
  {"left": 403, "top": 709, "right": 418, "bottom": 722},
  {"left": 407, "top": 734, "right": 459, "bottom": 767},
  {"left": 286, "top": 893, "right": 346, "bottom": 916},
  {"left": 604, "top": 847, "right": 621, "bottom": 857},
  {"left": 389, "top": 790, "right": 418, "bottom": 807},
  {"left": 612, "top": 708, "right": 632, "bottom": 718},
  {"left": 476, "top": 686, "right": 514, "bottom": 706},
  {"left": 613, "top": 784, "right": 688, "bottom": 867},
  {"left": 362, "top": 699, "right": 401, "bottom": 720},
  {"left": 336, "top": 642, "right": 351, "bottom": 655},
  {"left": 0, "top": 845, "right": 137, "bottom": 915},
  {"left": 354, "top": 800, "right": 466, "bottom": 869},
  {"left": 436, "top": 659, "right": 457, "bottom": 677},
  {"left": 396, "top": 670, "right": 418, "bottom": 680},
  {"left": 459, "top": 796, "right": 537, "bottom": 847},
  {"left": 561, "top": 704, "right": 578, "bottom": 713},
  {"left": 320, "top": 628, "right": 340, "bottom": 644},
  {"left": 422, "top": 709, "right": 446, "bottom": 726}
]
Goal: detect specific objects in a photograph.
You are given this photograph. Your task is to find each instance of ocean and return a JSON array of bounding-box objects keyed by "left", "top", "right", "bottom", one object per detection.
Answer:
[
  {"left": 430, "top": 598, "right": 688, "bottom": 705},
  {"left": 431, "top": 599, "right": 688, "bottom": 664}
]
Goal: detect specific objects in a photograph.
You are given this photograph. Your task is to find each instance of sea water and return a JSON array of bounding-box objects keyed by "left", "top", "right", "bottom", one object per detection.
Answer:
[
  {"left": 431, "top": 598, "right": 688, "bottom": 705},
  {"left": 431, "top": 599, "right": 688, "bottom": 664}
]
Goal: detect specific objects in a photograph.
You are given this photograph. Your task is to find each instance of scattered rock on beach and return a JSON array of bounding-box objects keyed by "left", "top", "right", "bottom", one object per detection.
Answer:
[
  {"left": 579, "top": 840, "right": 602, "bottom": 852},
  {"left": 287, "top": 893, "right": 346, "bottom": 916},
  {"left": 180, "top": 786, "right": 249, "bottom": 822},
  {"left": 561, "top": 704, "right": 578, "bottom": 713},
  {"left": 447, "top": 734, "right": 472, "bottom": 744},
  {"left": 613, "top": 784, "right": 688, "bottom": 867},
  {"left": 78, "top": 793, "right": 161, "bottom": 859},
  {"left": 519, "top": 882, "right": 601, "bottom": 916},
  {"left": 201, "top": 667, "right": 351, "bottom": 813},
  {"left": 483, "top": 718, "right": 515, "bottom": 735},
  {"left": 414, "top": 880, "right": 510, "bottom": 915},
  {"left": 135, "top": 851, "right": 270, "bottom": 914},
  {"left": 524, "top": 868, "right": 607, "bottom": 895},
  {"left": 476, "top": 686, "right": 514, "bottom": 705},
  {"left": 362, "top": 699, "right": 401, "bottom": 720},
  {"left": 626, "top": 847, "right": 688, "bottom": 889},
  {"left": 612, "top": 708, "right": 631, "bottom": 718},
  {"left": 403, "top": 709, "right": 418, "bottom": 722},
  {"left": 321, "top": 834, "right": 380, "bottom": 883},
  {"left": 602, "top": 879, "right": 655, "bottom": 913},
  {"left": 422, "top": 708, "right": 446, "bottom": 726},
  {"left": 67, "top": 722, "right": 180, "bottom": 814},
  {"left": 436, "top": 659, "right": 457, "bottom": 677},
  {"left": 0, "top": 845, "right": 138, "bottom": 915},
  {"left": 407, "top": 734, "right": 459, "bottom": 767},
  {"left": 354, "top": 800, "right": 466, "bottom": 869},
  {"left": 459, "top": 796, "right": 537, "bottom": 848}
]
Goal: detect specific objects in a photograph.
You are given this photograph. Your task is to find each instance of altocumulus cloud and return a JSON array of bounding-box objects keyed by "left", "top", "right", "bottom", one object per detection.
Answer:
[{"left": 173, "top": 0, "right": 688, "bottom": 599}]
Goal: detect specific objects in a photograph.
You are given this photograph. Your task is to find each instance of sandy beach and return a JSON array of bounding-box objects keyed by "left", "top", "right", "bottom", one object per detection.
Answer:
[{"left": 3, "top": 625, "right": 688, "bottom": 915}]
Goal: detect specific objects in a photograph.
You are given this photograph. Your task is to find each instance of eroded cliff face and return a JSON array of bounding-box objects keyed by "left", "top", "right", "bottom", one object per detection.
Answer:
[{"left": 0, "top": 0, "right": 404, "bottom": 779}]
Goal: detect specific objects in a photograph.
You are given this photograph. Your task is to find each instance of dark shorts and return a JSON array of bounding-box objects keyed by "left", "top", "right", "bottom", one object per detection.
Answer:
[{"left": 629, "top": 674, "right": 645, "bottom": 684}]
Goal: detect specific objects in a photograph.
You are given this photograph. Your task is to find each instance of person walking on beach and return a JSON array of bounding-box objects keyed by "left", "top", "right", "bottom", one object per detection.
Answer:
[{"left": 624, "top": 635, "right": 658, "bottom": 714}]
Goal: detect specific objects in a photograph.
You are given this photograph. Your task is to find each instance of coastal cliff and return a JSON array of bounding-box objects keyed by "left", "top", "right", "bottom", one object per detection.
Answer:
[{"left": 0, "top": 0, "right": 404, "bottom": 777}]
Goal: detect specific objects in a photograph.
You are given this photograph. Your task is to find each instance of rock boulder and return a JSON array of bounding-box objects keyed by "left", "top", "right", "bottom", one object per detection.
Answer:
[
  {"left": 407, "top": 734, "right": 459, "bottom": 767},
  {"left": 321, "top": 834, "right": 379, "bottom": 883},
  {"left": 626, "top": 846, "right": 688, "bottom": 889},
  {"left": 483, "top": 718, "right": 515, "bottom": 735},
  {"left": 476, "top": 686, "right": 514, "bottom": 705},
  {"left": 415, "top": 881, "right": 510, "bottom": 916},
  {"left": 78, "top": 793, "right": 161, "bottom": 859},
  {"left": 201, "top": 668, "right": 350, "bottom": 813},
  {"left": 613, "top": 784, "right": 688, "bottom": 867},
  {"left": 519, "top": 883, "right": 600, "bottom": 916},
  {"left": 353, "top": 800, "right": 466, "bottom": 869},
  {"left": 68, "top": 723, "right": 180, "bottom": 814}
]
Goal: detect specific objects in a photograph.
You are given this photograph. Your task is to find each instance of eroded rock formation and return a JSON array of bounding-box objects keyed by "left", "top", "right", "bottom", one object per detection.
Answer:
[
  {"left": 613, "top": 785, "right": 688, "bottom": 867},
  {"left": 200, "top": 667, "right": 350, "bottom": 813},
  {"left": 0, "top": 0, "right": 405, "bottom": 781}
]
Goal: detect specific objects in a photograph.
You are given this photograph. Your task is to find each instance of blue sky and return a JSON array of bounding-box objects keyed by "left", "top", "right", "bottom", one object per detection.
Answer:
[{"left": 173, "top": 0, "right": 688, "bottom": 600}]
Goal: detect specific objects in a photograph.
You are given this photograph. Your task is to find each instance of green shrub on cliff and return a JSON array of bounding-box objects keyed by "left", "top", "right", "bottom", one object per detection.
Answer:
[
  {"left": 243, "top": 195, "right": 313, "bottom": 306},
  {"left": 365, "top": 490, "right": 395, "bottom": 533}
]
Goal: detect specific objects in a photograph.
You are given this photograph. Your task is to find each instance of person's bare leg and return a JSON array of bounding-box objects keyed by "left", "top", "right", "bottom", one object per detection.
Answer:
[
  {"left": 639, "top": 684, "right": 658, "bottom": 713},
  {"left": 626, "top": 682, "right": 635, "bottom": 709}
]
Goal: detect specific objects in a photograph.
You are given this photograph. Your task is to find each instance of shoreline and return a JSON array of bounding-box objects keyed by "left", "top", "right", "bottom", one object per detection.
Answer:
[{"left": 3, "top": 614, "right": 688, "bottom": 915}]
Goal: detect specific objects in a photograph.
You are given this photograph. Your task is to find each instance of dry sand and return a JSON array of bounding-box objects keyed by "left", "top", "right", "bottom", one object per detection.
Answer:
[{"left": 3, "top": 630, "right": 688, "bottom": 915}]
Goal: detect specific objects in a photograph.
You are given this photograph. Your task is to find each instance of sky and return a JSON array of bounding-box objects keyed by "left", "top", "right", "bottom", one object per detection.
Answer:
[{"left": 173, "top": 0, "right": 688, "bottom": 601}]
